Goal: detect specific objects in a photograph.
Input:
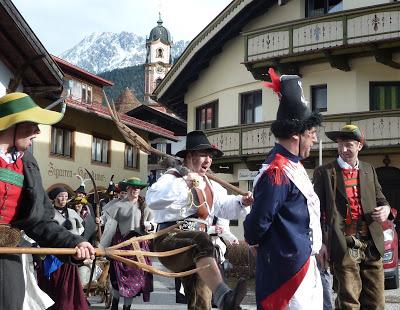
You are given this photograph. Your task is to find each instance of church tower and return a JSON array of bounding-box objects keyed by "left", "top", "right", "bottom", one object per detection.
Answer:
[{"left": 144, "top": 13, "right": 173, "bottom": 104}]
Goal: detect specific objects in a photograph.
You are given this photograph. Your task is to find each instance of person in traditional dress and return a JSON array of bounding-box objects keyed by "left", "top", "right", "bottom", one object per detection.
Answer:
[
  {"left": 243, "top": 68, "right": 323, "bottom": 310},
  {"left": 37, "top": 187, "right": 89, "bottom": 310},
  {"left": 146, "top": 130, "right": 254, "bottom": 310},
  {"left": 313, "top": 124, "right": 397, "bottom": 309},
  {"left": 100, "top": 177, "right": 154, "bottom": 310},
  {"left": 0, "top": 92, "right": 94, "bottom": 310},
  {"left": 69, "top": 195, "right": 96, "bottom": 244}
]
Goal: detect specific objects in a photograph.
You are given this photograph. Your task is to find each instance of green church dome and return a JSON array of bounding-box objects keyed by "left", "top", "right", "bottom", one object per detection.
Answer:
[{"left": 148, "top": 14, "right": 172, "bottom": 45}]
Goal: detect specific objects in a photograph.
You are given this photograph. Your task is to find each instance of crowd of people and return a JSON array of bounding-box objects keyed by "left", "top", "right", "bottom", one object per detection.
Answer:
[{"left": 0, "top": 66, "right": 397, "bottom": 310}]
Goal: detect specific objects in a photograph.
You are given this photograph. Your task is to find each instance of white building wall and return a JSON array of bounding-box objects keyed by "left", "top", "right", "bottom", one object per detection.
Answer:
[
  {"left": 149, "top": 40, "right": 170, "bottom": 64},
  {"left": 343, "top": 0, "right": 392, "bottom": 10},
  {"left": 0, "top": 61, "right": 22, "bottom": 96}
]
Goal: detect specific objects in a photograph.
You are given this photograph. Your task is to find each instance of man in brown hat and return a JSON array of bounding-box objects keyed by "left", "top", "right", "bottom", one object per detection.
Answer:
[
  {"left": 0, "top": 92, "right": 95, "bottom": 309},
  {"left": 313, "top": 124, "right": 396, "bottom": 309},
  {"left": 146, "top": 130, "right": 254, "bottom": 310}
]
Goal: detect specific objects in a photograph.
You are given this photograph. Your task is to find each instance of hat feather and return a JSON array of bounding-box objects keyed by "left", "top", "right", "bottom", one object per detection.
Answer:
[{"left": 263, "top": 68, "right": 281, "bottom": 97}]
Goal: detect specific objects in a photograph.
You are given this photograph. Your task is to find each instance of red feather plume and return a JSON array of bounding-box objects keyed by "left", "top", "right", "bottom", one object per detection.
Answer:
[{"left": 263, "top": 68, "right": 281, "bottom": 97}]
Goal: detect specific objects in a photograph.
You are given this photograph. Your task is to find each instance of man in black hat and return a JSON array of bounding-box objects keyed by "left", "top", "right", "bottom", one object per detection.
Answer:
[
  {"left": 244, "top": 68, "right": 323, "bottom": 309},
  {"left": 313, "top": 124, "right": 396, "bottom": 309},
  {"left": 146, "top": 130, "right": 253, "bottom": 310}
]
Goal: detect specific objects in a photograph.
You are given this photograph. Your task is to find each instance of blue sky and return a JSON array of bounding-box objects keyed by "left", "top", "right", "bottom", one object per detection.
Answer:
[{"left": 12, "top": 0, "right": 231, "bottom": 55}]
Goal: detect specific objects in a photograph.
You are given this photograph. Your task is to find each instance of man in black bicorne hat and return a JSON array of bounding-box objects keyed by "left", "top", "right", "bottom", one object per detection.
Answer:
[
  {"left": 146, "top": 130, "right": 254, "bottom": 310},
  {"left": 313, "top": 124, "right": 396, "bottom": 309},
  {"left": 244, "top": 68, "right": 323, "bottom": 309}
]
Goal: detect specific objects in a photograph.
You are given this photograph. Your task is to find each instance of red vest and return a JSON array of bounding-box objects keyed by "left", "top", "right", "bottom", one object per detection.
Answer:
[
  {"left": 342, "top": 168, "right": 363, "bottom": 225},
  {"left": 0, "top": 157, "right": 24, "bottom": 224}
]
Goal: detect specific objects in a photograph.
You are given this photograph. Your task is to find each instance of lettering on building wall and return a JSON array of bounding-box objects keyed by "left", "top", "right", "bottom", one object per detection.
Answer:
[
  {"left": 48, "top": 162, "right": 73, "bottom": 179},
  {"left": 48, "top": 162, "right": 105, "bottom": 182}
]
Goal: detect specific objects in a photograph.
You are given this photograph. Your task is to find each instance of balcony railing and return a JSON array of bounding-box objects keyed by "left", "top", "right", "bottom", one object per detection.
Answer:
[
  {"left": 205, "top": 110, "right": 400, "bottom": 158},
  {"left": 244, "top": 3, "right": 400, "bottom": 65}
]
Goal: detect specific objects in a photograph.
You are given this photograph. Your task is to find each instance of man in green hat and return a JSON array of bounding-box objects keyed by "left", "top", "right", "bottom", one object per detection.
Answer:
[
  {"left": 313, "top": 124, "right": 396, "bottom": 309},
  {"left": 0, "top": 92, "right": 95, "bottom": 309}
]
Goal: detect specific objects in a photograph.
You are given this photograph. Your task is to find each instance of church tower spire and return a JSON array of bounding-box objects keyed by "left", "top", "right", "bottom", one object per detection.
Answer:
[{"left": 144, "top": 14, "right": 173, "bottom": 104}]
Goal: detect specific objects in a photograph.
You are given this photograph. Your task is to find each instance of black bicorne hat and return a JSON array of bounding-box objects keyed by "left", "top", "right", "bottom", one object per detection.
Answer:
[
  {"left": 75, "top": 185, "right": 86, "bottom": 195},
  {"left": 175, "top": 130, "right": 223, "bottom": 158},
  {"left": 264, "top": 68, "right": 322, "bottom": 139}
]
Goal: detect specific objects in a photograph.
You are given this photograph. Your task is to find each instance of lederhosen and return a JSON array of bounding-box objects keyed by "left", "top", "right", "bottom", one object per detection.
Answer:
[{"left": 153, "top": 170, "right": 216, "bottom": 309}]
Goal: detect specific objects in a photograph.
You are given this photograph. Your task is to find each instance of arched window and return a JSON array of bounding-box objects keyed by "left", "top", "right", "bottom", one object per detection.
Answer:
[
  {"left": 156, "top": 48, "right": 163, "bottom": 58},
  {"left": 156, "top": 78, "right": 163, "bottom": 87}
]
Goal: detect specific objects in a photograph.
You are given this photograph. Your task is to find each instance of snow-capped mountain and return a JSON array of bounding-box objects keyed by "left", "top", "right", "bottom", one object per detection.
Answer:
[{"left": 59, "top": 32, "right": 189, "bottom": 74}]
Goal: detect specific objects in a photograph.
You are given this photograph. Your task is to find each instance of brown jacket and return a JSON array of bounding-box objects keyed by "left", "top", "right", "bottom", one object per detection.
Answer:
[{"left": 313, "top": 160, "right": 388, "bottom": 263}]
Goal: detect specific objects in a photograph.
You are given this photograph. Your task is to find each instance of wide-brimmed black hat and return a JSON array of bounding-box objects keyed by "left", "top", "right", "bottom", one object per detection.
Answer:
[
  {"left": 175, "top": 130, "right": 223, "bottom": 158},
  {"left": 326, "top": 124, "right": 367, "bottom": 147},
  {"left": 75, "top": 185, "right": 86, "bottom": 195},
  {"left": 264, "top": 68, "right": 322, "bottom": 139},
  {"left": 48, "top": 187, "right": 69, "bottom": 200}
]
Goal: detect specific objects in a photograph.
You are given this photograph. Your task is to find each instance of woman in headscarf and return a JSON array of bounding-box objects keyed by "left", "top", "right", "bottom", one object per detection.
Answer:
[
  {"left": 100, "top": 177, "right": 154, "bottom": 310},
  {"left": 37, "top": 187, "right": 89, "bottom": 310}
]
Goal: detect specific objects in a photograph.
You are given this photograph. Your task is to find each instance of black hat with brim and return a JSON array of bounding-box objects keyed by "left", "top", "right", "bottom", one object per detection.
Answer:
[
  {"left": 175, "top": 130, "right": 223, "bottom": 158},
  {"left": 326, "top": 124, "right": 367, "bottom": 147}
]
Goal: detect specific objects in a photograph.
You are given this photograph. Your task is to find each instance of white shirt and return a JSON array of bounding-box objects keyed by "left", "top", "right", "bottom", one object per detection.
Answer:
[{"left": 145, "top": 169, "right": 249, "bottom": 224}]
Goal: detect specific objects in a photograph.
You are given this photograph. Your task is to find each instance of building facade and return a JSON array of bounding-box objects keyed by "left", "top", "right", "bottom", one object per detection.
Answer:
[
  {"left": 0, "top": 0, "right": 178, "bottom": 196},
  {"left": 154, "top": 0, "right": 400, "bottom": 236}
]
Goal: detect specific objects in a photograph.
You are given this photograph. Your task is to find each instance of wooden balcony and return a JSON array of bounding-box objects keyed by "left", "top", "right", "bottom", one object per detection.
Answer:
[
  {"left": 243, "top": 3, "right": 400, "bottom": 79},
  {"left": 205, "top": 110, "right": 400, "bottom": 160}
]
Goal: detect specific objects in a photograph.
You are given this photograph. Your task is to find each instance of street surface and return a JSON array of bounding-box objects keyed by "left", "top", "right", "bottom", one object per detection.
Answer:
[{"left": 89, "top": 262, "right": 399, "bottom": 310}]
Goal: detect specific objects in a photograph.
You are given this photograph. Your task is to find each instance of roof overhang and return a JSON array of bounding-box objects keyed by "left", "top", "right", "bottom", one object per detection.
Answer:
[
  {"left": 153, "top": 0, "right": 276, "bottom": 119},
  {"left": 127, "top": 104, "right": 186, "bottom": 135},
  {"left": 53, "top": 56, "right": 114, "bottom": 87},
  {"left": 0, "top": 0, "right": 64, "bottom": 97},
  {"left": 66, "top": 99, "right": 179, "bottom": 142}
]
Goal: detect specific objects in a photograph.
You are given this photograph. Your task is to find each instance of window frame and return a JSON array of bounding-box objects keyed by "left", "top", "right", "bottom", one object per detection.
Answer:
[
  {"left": 240, "top": 89, "right": 262, "bottom": 124},
  {"left": 195, "top": 101, "right": 218, "bottom": 130},
  {"left": 50, "top": 126, "right": 74, "bottom": 158},
  {"left": 311, "top": 84, "right": 328, "bottom": 112},
  {"left": 91, "top": 135, "right": 110, "bottom": 165},
  {"left": 370, "top": 81, "right": 400, "bottom": 111},
  {"left": 124, "top": 144, "right": 139, "bottom": 169},
  {"left": 305, "top": 0, "right": 343, "bottom": 18}
]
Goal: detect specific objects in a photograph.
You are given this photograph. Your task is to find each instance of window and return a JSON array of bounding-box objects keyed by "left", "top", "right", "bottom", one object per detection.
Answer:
[
  {"left": 149, "top": 143, "right": 171, "bottom": 165},
  {"left": 241, "top": 90, "right": 262, "bottom": 124},
  {"left": 70, "top": 79, "right": 92, "bottom": 104},
  {"left": 125, "top": 144, "right": 139, "bottom": 169},
  {"left": 196, "top": 101, "right": 218, "bottom": 130},
  {"left": 92, "top": 136, "right": 109, "bottom": 164},
  {"left": 311, "top": 84, "right": 327, "bottom": 112},
  {"left": 50, "top": 126, "right": 73, "bottom": 157},
  {"left": 82, "top": 84, "right": 92, "bottom": 104},
  {"left": 370, "top": 82, "right": 400, "bottom": 111},
  {"left": 156, "top": 48, "right": 163, "bottom": 58},
  {"left": 306, "top": 0, "right": 343, "bottom": 18},
  {"left": 156, "top": 78, "right": 163, "bottom": 87}
]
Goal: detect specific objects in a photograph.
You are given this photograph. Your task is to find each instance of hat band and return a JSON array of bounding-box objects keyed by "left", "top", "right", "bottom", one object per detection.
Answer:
[{"left": 0, "top": 96, "right": 38, "bottom": 118}]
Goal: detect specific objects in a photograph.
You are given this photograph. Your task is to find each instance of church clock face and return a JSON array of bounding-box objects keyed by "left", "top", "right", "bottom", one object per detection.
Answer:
[{"left": 156, "top": 65, "right": 164, "bottom": 74}]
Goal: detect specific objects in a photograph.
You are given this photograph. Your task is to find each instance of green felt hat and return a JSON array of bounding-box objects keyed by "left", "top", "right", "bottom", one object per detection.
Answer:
[{"left": 120, "top": 177, "right": 148, "bottom": 189}]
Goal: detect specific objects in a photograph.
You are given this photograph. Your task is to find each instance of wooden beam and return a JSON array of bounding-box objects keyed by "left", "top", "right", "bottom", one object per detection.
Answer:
[
  {"left": 372, "top": 47, "right": 400, "bottom": 69},
  {"left": 24, "top": 85, "right": 63, "bottom": 95},
  {"left": 272, "top": 60, "right": 300, "bottom": 76},
  {"left": 323, "top": 51, "right": 351, "bottom": 71}
]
